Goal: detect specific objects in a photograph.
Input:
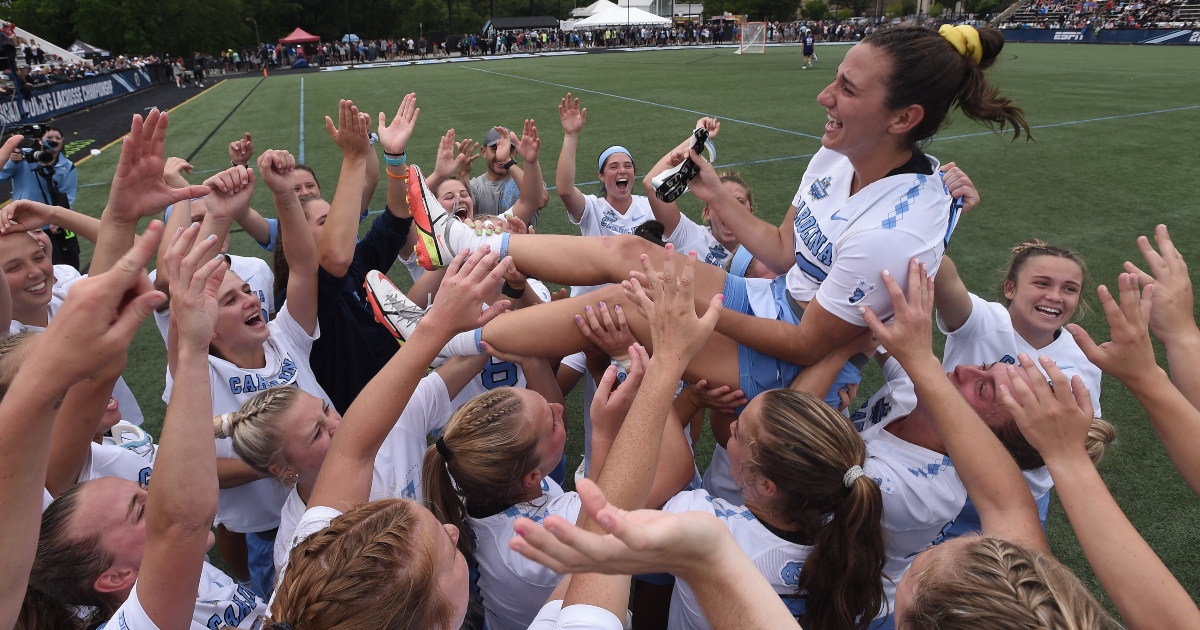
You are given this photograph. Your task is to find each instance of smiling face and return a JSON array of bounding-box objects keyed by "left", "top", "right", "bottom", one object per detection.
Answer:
[
  {"left": 946, "top": 362, "right": 1036, "bottom": 431},
  {"left": 598, "top": 153, "right": 635, "bottom": 204},
  {"left": 703, "top": 180, "right": 753, "bottom": 249},
  {"left": 436, "top": 179, "right": 474, "bottom": 222},
  {"left": 816, "top": 43, "right": 904, "bottom": 160},
  {"left": 271, "top": 391, "right": 341, "bottom": 486},
  {"left": 294, "top": 168, "right": 321, "bottom": 201},
  {"left": 1004, "top": 255, "right": 1084, "bottom": 339},
  {"left": 1, "top": 231, "right": 54, "bottom": 317},
  {"left": 211, "top": 270, "right": 268, "bottom": 352}
]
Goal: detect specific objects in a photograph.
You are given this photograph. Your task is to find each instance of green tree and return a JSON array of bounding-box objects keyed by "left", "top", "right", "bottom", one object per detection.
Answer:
[
  {"left": 802, "top": 0, "right": 828, "bottom": 19},
  {"left": 836, "top": 6, "right": 854, "bottom": 19},
  {"left": 929, "top": 1, "right": 946, "bottom": 15}
]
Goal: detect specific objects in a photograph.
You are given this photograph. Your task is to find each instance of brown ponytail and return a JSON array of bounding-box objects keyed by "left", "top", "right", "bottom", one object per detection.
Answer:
[
  {"left": 745, "top": 390, "right": 886, "bottom": 630},
  {"left": 862, "top": 25, "right": 1031, "bottom": 145},
  {"left": 421, "top": 388, "right": 539, "bottom": 557}
]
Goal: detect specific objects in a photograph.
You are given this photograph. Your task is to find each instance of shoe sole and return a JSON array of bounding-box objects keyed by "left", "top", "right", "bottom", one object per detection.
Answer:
[
  {"left": 406, "top": 165, "right": 447, "bottom": 270},
  {"left": 363, "top": 271, "right": 407, "bottom": 343}
]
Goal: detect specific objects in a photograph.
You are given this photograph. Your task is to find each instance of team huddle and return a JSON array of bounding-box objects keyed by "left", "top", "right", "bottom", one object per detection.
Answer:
[{"left": 2, "top": 22, "right": 1198, "bottom": 630}]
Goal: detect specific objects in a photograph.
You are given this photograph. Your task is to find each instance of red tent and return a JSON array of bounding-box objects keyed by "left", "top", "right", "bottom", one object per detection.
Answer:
[{"left": 279, "top": 28, "right": 320, "bottom": 44}]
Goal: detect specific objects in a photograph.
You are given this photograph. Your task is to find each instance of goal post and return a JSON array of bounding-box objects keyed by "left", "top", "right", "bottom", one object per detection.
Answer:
[{"left": 736, "top": 22, "right": 766, "bottom": 54}]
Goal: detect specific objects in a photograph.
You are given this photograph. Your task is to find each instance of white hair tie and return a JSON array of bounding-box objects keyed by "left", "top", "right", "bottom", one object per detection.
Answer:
[
  {"left": 219, "top": 413, "right": 234, "bottom": 438},
  {"left": 843, "top": 465, "right": 865, "bottom": 488}
]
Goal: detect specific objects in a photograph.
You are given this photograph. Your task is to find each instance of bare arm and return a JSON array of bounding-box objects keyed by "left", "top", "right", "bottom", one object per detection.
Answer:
[
  {"left": 376, "top": 94, "right": 418, "bottom": 222},
  {"left": 642, "top": 118, "right": 720, "bottom": 237},
  {"left": 556, "top": 94, "right": 587, "bottom": 221},
  {"left": 0, "top": 200, "right": 101, "bottom": 244},
  {"left": 319, "top": 100, "right": 373, "bottom": 278},
  {"left": 862, "top": 261, "right": 1047, "bottom": 552},
  {"left": 507, "top": 120, "right": 546, "bottom": 225},
  {"left": 260, "top": 149, "right": 319, "bottom": 334},
  {"left": 44, "top": 369, "right": 122, "bottom": 497},
  {"left": 362, "top": 134, "right": 381, "bottom": 214},
  {"left": 932, "top": 255, "right": 973, "bottom": 333}
]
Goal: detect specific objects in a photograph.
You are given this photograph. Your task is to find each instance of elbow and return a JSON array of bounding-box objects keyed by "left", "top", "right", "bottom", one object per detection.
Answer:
[{"left": 319, "top": 251, "right": 352, "bottom": 277}]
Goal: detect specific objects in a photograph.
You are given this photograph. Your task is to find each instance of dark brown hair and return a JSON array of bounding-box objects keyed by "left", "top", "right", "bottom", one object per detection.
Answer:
[
  {"left": 25, "top": 482, "right": 117, "bottom": 625},
  {"left": 1000, "top": 238, "right": 1090, "bottom": 323},
  {"left": 744, "top": 390, "right": 886, "bottom": 630},
  {"left": 862, "top": 25, "right": 1031, "bottom": 145}
]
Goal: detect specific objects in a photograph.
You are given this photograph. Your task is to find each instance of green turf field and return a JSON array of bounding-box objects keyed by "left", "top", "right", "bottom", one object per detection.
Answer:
[{"left": 70, "top": 42, "right": 1200, "bottom": 609}]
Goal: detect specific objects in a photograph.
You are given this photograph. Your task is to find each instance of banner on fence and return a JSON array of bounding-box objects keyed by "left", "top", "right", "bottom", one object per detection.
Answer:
[
  {"left": 1001, "top": 28, "right": 1200, "bottom": 44},
  {"left": 0, "top": 68, "right": 154, "bottom": 126}
]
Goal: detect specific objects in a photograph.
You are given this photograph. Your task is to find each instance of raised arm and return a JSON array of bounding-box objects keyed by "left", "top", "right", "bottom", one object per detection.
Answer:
[
  {"left": 195, "top": 165, "right": 254, "bottom": 255},
  {"left": 0, "top": 223, "right": 165, "bottom": 629},
  {"left": 309, "top": 247, "right": 513, "bottom": 511},
  {"left": 0, "top": 200, "right": 101, "bottom": 244},
  {"left": 138, "top": 223, "right": 227, "bottom": 628},
  {"left": 260, "top": 149, "right": 318, "bottom": 334},
  {"left": 1122, "top": 225, "right": 1200, "bottom": 410},
  {"left": 642, "top": 117, "right": 719, "bottom": 236},
  {"left": 376, "top": 92, "right": 417, "bottom": 223},
  {"left": 1002, "top": 350, "right": 1200, "bottom": 630},
  {"left": 1069, "top": 272, "right": 1200, "bottom": 498},
  {"left": 861, "top": 259, "right": 1047, "bottom": 552},
  {"left": 362, "top": 127, "right": 381, "bottom": 215},
  {"left": 318, "top": 99, "right": 374, "bottom": 277},
  {"left": 507, "top": 120, "right": 546, "bottom": 225},
  {"left": 44, "top": 355, "right": 126, "bottom": 497},
  {"left": 154, "top": 157, "right": 198, "bottom": 295},
  {"left": 94, "top": 110, "right": 208, "bottom": 276},
  {"left": 556, "top": 93, "right": 587, "bottom": 220},
  {"left": 932, "top": 254, "right": 974, "bottom": 333}
]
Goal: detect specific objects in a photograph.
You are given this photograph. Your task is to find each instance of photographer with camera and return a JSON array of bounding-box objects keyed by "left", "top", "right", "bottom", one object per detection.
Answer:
[{"left": 0, "top": 126, "right": 80, "bottom": 269}]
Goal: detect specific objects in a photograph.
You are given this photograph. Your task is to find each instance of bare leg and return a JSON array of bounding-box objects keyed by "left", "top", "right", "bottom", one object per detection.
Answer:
[{"left": 479, "top": 284, "right": 740, "bottom": 390}]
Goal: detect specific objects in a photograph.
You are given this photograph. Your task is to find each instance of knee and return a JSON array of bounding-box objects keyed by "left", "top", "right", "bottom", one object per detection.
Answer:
[{"left": 611, "top": 234, "right": 656, "bottom": 263}]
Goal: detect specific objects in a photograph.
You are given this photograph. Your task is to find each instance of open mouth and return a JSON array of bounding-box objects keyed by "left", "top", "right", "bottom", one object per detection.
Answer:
[
  {"left": 1034, "top": 305, "right": 1062, "bottom": 319},
  {"left": 614, "top": 176, "right": 630, "bottom": 194},
  {"left": 825, "top": 114, "right": 843, "bottom": 133},
  {"left": 244, "top": 312, "right": 265, "bottom": 329},
  {"left": 107, "top": 397, "right": 119, "bottom": 412},
  {"left": 24, "top": 280, "right": 47, "bottom": 293}
]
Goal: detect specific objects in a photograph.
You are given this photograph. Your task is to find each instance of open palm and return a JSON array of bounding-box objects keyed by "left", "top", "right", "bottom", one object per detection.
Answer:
[{"left": 107, "top": 109, "right": 209, "bottom": 222}]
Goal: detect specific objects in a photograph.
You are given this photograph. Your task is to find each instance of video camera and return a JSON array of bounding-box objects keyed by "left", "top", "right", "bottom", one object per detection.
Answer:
[{"left": 7, "top": 123, "right": 57, "bottom": 166}]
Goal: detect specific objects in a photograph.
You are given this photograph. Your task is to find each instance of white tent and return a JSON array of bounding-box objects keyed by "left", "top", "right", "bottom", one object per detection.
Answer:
[{"left": 571, "top": 2, "right": 671, "bottom": 27}]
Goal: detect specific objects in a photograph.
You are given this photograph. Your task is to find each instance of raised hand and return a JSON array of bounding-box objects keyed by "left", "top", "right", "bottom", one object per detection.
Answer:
[
  {"left": 456, "top": 136, "right": 480, "bottom": 180},
  {"left": 325, "top": 99, "right": 370, "bottom": 159},
  {"left": 1123, "top": 225, "right": 1197, "bottom": 345},
  {"left": 1067, "top": 273, "right": 1157, "bottom": 385},
  {"left": 683, "top": 379, "right": 747, "bottom": 413},
  {"left": 623, "top": 244, "right": 722, "bottom": 365},
  {"left": 591, "top": 345, "right": 650, "bottom": 439},
  {"left": 162, "top": 156, "right": 194, "bottom": 189},
  {"left": 939, "top": 162, "right": 980, "bottom": 213},
  {"left": 378, "top": 92, "right": 419, "bottom": 156},
  {"left": 0, "top": 199, "right": 56, "bottom": 234},
  {"left": 859, "top": 259, "right": 935, "bottom": 365},
  {"left": 493, "top": 126, "right": 513, "bottom": 163},
  {"left": 201, "top": 165, "right": 255, "bottom": 221},
  {"left": 228, "top": 132, "right": 253, "bottom": 166},
  {"left": 695, "top": 116, "right": 720, "bottom": 139},
  {"left": 559, "top": 93, "right": 587, "bottom": 136},
  {"left": 107, "top": 110, "right": 210, "bottom": 222},
  {"left": 164, "top": 223, "right": 228, "bottom": 352},
  {"left": 433, "top": 129, "right": 460, "bottom": 180},
  {"left": 575, "top": 300, "right": 635, "bottom": 362},
  {"left": 420, "top": 246, "right": 514, "bottom": 337},
  {"left": 669, "top": 145, "right": 723, "bottom": 203},
  {"left": 999, "top": 353, "right": 1095, "bottom": 463},
  {"left": 256, "top": 149, "right": 297, "bottom": 196},
  {"left": 514, "top": 119, "right": 540, "bottom": 163}
]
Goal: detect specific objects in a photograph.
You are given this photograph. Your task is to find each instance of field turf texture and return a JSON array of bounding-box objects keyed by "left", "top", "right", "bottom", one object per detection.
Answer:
[{"left": 70, "top": 42, "right": 1200, "bottom": 609}]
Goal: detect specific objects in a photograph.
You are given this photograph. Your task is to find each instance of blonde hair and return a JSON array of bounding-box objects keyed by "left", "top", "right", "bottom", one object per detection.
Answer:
[
  {"left": 1001, "top": 238, "right": 1091, "bottom": 323},
  {"left": 1000, "top": 416, "right": 1117, "bottom": 471},
  {"left": 903, "top": 537, "right": 1118, "bottom": 629},
  {"left": 743, "top": 390, "right": 886, "bottom": 630},
  {"left": 271, "top": 498, "right": 458, "bottom": 629},
  {"left": 422, "top": 388, "right": 539, "bottom": 556},
  {"left": 0, "top": 331, "right": 37, "bottom": 401},
  {"left": 213, "top": 386, "right": 302, "bottom": 478}
]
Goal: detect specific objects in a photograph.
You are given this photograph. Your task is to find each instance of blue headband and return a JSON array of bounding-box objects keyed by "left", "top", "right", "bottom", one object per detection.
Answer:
[{"left": 598, "top": 146, "right": 633, "bottom": 172}]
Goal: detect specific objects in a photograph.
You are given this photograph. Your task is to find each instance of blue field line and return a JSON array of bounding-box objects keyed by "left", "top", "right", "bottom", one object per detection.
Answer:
[
  {"left": 934, "top": 103, "right": 1200, "bottom": 142},
  {"left": 298, "top": 77, "right": 306, "bottom": 163},
  {"left": 461, "top": 65, "right": 824, "bottom": 141}
]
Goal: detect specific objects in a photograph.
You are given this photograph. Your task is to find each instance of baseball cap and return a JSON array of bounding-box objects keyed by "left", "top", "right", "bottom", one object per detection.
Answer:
[{"left": 484, "top": 127, "right": 514, "bottom": 147}]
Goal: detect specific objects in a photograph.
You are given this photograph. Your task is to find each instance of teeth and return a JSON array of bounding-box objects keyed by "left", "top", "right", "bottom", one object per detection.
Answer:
[
  {"left": 25, "top": 281, "right": 46, "bottom": 292},
  {"left": 1035, "top": 306, "right": 1061, "bottom": 316}
]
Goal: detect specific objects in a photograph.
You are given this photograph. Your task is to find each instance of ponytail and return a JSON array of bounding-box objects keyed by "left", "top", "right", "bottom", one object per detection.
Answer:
[
  {"left": 213, "top": 386, "right": 303, "bottom": 478},
  {"left": 421, "top": 388, "right": 537, "bottom": 558},
  {"left": 747, "top": 390, "right": 886, "bottom": 630},
  {"left": 862, "top": 25, "right": 1031, "bottom": 146}
]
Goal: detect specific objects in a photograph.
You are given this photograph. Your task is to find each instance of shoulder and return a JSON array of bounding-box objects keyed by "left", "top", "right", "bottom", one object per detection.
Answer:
[{"left": 662, "top": 488, "right": 719, "bottom": 515}]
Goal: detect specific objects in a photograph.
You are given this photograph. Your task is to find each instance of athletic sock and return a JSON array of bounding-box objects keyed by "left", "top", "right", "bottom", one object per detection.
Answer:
[
  {"left": 446, "top": 220, "right": 508, "bottom": 258},
  {"left": 442, "top": 329, "right": 485, "bottom": 357}
]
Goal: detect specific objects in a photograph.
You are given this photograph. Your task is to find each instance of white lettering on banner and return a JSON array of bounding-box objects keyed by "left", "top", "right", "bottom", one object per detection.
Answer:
[
  {"left": 1190, "top": 31, "right": 1200, "bottom": 43},
  {"left": 21, "top": 78, "right": 119, "bottom": 120},
  {"left": 0, "top": 100, "right": 20, "bottom": 125},
  {"left": 1053, "top": 31, "right": 1084, "bottom": 40}
]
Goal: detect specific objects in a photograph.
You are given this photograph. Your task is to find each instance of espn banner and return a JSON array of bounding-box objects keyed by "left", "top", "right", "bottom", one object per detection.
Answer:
[{"left": 1001, "top": 28, "right": 1200, "bottom": 45}]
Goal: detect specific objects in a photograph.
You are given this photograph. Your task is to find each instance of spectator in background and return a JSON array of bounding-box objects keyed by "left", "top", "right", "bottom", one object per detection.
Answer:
[{"left": 0, "top": 127, "right": 80, "bottom": 268}]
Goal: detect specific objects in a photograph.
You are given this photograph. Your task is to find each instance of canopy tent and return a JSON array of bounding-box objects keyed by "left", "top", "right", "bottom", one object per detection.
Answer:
[
  {"left": 279, "top": 28, "right": 321, "bottom": 44},
  {"left": 484, "top": 16, "right": 562, "bottom": 31},
  {"left": 68, "top": 40, "right": 110, "bottom": 58},
  {"left": 341, "top": 33, "right": 361, "bottom": 42},
  {"left": 571, "top": 3, "right": 672, "bottom": 27},
  {"left": 571, "top": 0, "right": 613, "bottom": 17}
]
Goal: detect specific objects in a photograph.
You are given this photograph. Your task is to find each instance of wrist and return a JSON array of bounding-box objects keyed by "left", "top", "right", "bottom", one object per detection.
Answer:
[{"left": 1162, "top": 327, "right": 1200, "bottom": 352}]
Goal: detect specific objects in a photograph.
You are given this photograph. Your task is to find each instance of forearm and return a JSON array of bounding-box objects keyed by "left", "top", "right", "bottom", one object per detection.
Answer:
[
  {"left": 1161, "top": 332, "right": 1200, "bottom": 411},
  {"left": 45, "top": 375, "right": 119, "bottom": 496},
  {"left": 235, "top": 207, "right": 273, "bottom": 246},
  {"left": 556, "top": 135, "right": 584, "bottom": 220},
  {"left": 1049, "top": 454, "right": 1200, "bottom": 630},
  {"left": 932, "top": 256, "right": 972, "bottom": 332},
  {"left": 1125, "top": 367, "right": 1200, "bottom": 496},
  {"left": 511, "top": 160, "right": 545, "bottom": 225},
  {"left": 714, "top": 309, "right": 836, "bottom": 367},
  {"left": 44, "top": 205, "right": 100, "bottom": 243},
  {"left": 643, "top": 174, "right": 682, "bottom": 234},
  {"left": 713, "top": 197, "right": 794, "bottom": 273},
  {"left": 155, "top": 199, "right": 194, "bottom": 292},
  {"left": 521, "top": 357, "right": 565, "bottom": 406},
  {"left": 150, "top": 353, "right": 218, "bottom": 533},
  {"left": 646, "top": 407, "right": 697, "bottom": 508},
  {"left": 790, "top": 346, "right": 857, "bottom": 397},
  {"left": 679, "top": 534, "right": 802, "bottom": 630},
  {"left": 318, "top": 156, "right": 368, "bottom": 274},
  {"left": 361, "top": 145, "right": 381, "bottom": 214},
  {"left": 274, "top": 189, "right": 317, "bottom": 276},
  {"left": 92, "top": 212, "right": 140, "bottom": 276},
  {"left": 216, "top": 458, "right": 268, "bottom": 488}
]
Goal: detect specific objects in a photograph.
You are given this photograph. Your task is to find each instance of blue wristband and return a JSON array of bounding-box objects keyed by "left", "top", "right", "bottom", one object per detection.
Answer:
[{"left": 384, "top": 151, "right": 406, "bottom": 167}]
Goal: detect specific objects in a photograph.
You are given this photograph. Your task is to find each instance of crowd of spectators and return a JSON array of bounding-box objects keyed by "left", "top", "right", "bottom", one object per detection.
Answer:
[{"left": 999, "top": 0, "right": 1197, "bottom": 29}]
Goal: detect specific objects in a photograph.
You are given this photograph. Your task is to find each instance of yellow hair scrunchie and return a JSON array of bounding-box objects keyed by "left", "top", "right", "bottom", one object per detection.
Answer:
[{"left": 939, "top": 24, "right": 983, "bottom": 65}]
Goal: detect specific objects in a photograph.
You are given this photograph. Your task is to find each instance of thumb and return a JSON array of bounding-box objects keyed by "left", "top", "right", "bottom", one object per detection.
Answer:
[
  {"left": 477, "top": 300, "right": 512, "bottom": 328},
  {"left": 699, "top": 294, "right": 723, "bottom": 330},
  {"left": 110, "top": 290, "right": 167, "bottom": 342},
  {"left": 859, "top": 306, "right": 888, "bottom": 339},
  {"left": 378, "top": 111, "right": 387, "bottom": 131},
  {"left": 595, "top": 364, "right": 618, "bottom": 400},
  {"left": 325, "top": 116, "right": 336, "bottom": 139}
]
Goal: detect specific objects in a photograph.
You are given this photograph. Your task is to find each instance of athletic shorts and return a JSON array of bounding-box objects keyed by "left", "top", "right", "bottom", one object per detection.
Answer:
[{"left": 722, "top": 274, "right": 861, "bottom": 411}]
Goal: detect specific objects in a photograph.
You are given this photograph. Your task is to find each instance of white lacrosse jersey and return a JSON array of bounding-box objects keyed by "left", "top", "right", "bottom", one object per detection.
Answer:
[
  {"left": 273, "top": 373, "right": 453, "bottom": 574},
  {"left": 101, "top": 562, "right": 268, "bottom": 630},
  {"left": 785, "top": 147, "right": 957, "bottom": 325},
  {"left": 274, "top": 505, "right": 344, "bottom": 603},
  {"left": 665, "top": 214, "right": 733, "bottom": 270},
  {"left": 469, "top": 478, "right": 582, "bottom": 630},
  {"left": 701, "top": 444, "right": 743, "bottom": 506},
  {"left": 571, "top": 194, "right": 655, "bottom": 295},
  {"left": 152, "top": 255, "right": 275, "bottom": 349},
  {"left": 848, "top": 358, "right": 919, "bottom": 433},
  {"left": 862, "top": 415, "right": 967, "bottom": 611},
  {"left": 664, "top": 490, "right": 811, "bottom": 630},
  {"left": 82, "top": 442, "right": 154, "bottom": 488},
  {"left": 163, "top": 303, "right": 330, "bottom": 534}
]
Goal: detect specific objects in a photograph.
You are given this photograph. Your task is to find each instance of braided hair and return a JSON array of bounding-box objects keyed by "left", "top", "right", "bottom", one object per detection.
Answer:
[{"left": 213, "top": 386, "right": 303, "bottom": 479}]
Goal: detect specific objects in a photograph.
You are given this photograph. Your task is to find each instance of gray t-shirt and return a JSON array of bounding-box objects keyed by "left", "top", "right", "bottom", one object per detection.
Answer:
[{"left": 469, "top": 173, "right": 521, "bottom": 217}]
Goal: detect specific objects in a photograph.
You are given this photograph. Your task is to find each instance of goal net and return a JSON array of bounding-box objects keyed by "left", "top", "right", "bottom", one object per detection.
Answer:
[{"left": 736, "top": 22, "right": 766, "bottom": 54}]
